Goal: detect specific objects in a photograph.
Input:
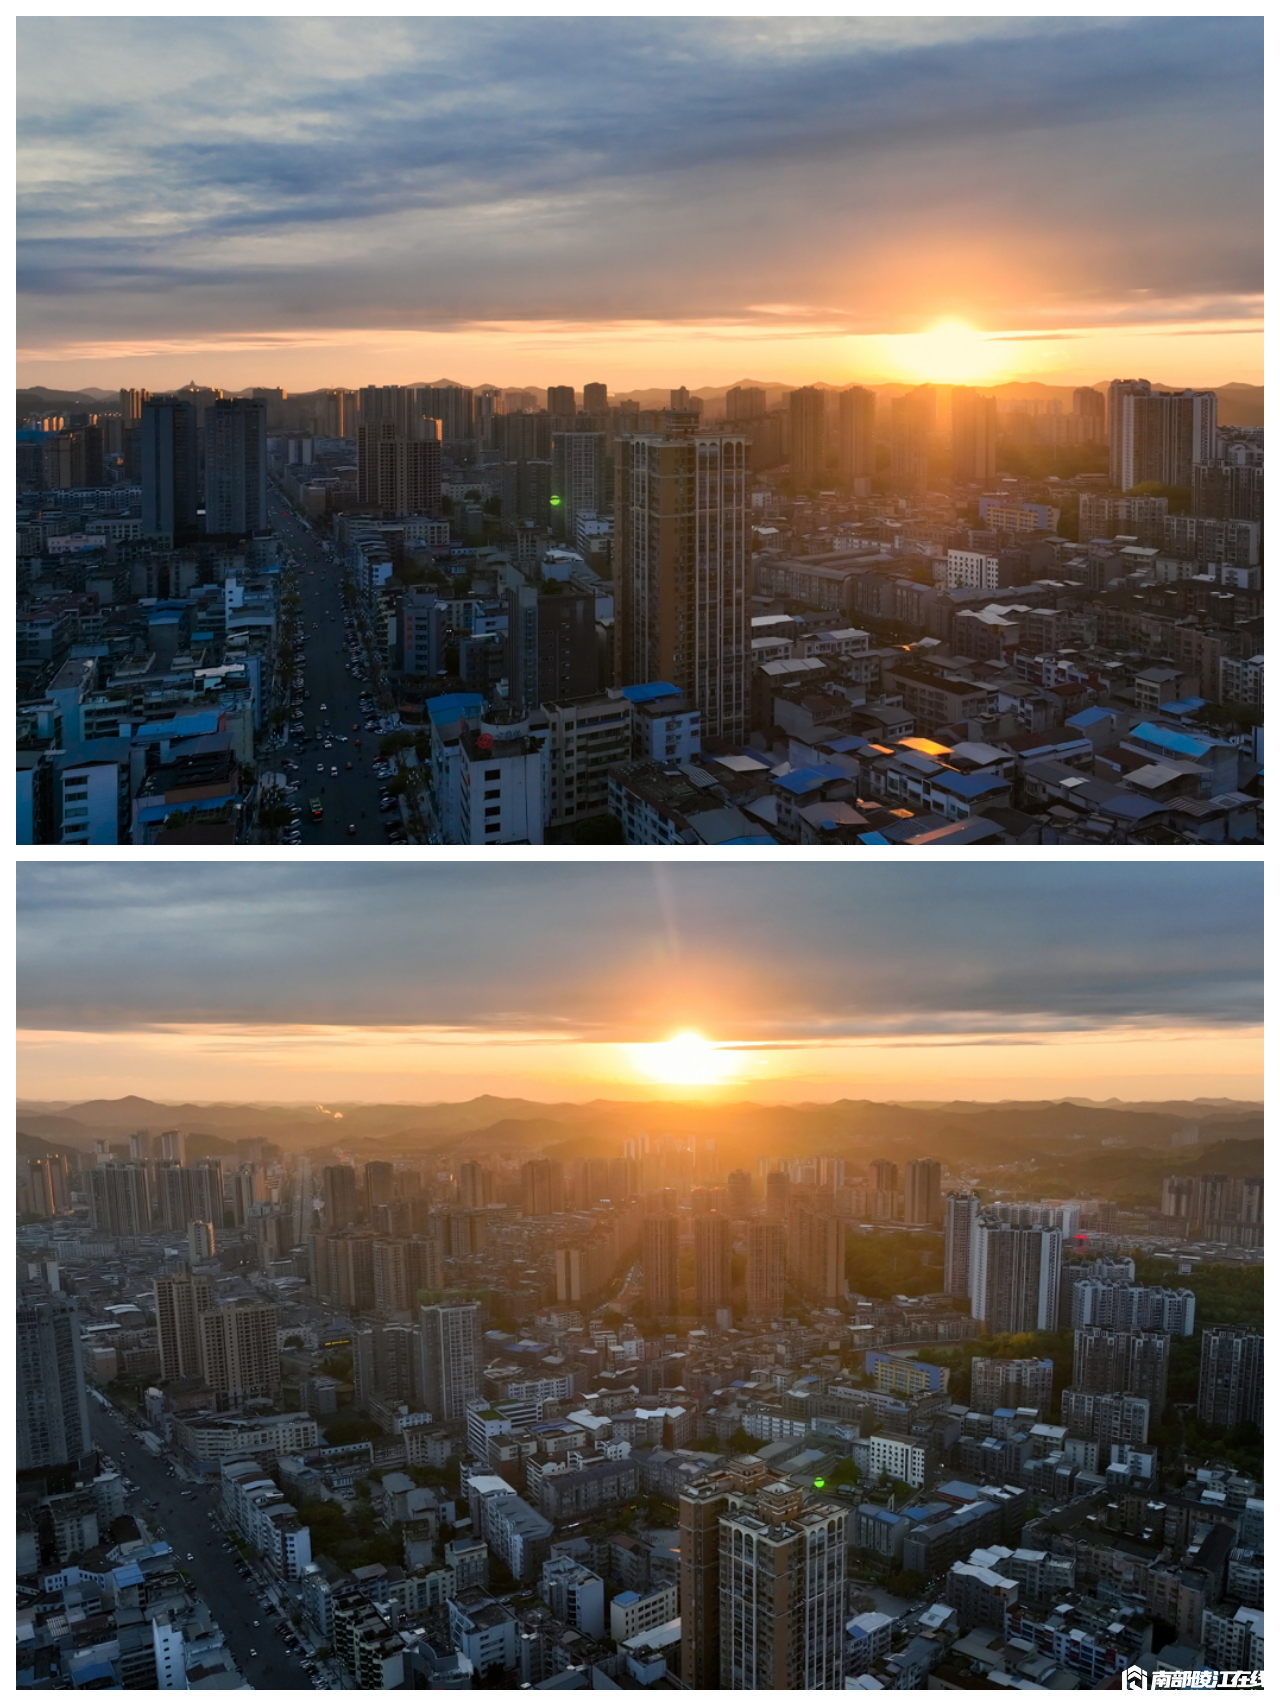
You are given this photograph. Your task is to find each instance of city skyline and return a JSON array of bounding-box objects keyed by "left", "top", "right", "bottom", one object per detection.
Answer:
[
  {"left": 18, "top": 17, "right": 1262, "bottom": 392},
  {"left": 17, "top": 863, "right": 1263, "bottom": 1103}
]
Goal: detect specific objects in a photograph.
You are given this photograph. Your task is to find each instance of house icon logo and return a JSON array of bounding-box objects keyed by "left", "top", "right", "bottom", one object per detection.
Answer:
[{"left": 1121, "top": 1666, "right": 1148, "bottom": 1691}]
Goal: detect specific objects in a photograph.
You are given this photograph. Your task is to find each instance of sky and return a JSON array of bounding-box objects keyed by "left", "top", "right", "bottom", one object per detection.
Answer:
[
  {"left": 16, "top": 16, "right": 1262, "bottom": 394},
  {"left": 16, "top": 863, "right": 1263, "bottom": 1106}
]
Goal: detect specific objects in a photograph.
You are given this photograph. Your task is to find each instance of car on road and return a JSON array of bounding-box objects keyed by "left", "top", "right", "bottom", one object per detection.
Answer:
[
  {"left": 347, "top": 823, "right": 357, "bottom": 835},
  {"left": 316, "top": 762, "right": 325, "bottom": 772},
  {"left": 330, "top": 765, "right": 338, "bottom": 776}
]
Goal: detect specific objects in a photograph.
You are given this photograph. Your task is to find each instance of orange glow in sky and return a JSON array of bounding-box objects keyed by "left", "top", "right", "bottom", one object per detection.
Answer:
[
  {"left": 15, "top": 1021, "right": 1263, "bottom": 1108},
  {"left": 878, "top": 320, "right": 1017, "bottom": 386},
  {"left": 631, "top": 1032, "right": 740, "bottom": 1088},
  {"left": 14, "top": 313, "right": 1262, "bottom": 394}
]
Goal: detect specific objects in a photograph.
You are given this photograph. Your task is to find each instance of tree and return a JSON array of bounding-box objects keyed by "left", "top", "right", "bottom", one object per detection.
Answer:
[
  {"left": 885, "top": 1568, "right": 925, "bottom": 1599},
  {"left": 571, "top": 812, "right": 625, "bottom": 844}
]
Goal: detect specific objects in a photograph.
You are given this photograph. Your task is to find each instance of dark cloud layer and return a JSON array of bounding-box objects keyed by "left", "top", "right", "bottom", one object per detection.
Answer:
[
  {"left": 16, "top": 864, "right": 1262, "bottom": 1041},
  {"left": 17, "top": 18, "right": 1261, "bottom": 349}
]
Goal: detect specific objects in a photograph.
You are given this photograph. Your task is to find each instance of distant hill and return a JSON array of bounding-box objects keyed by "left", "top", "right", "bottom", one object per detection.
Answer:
[{"left": 16, "top": 1095, "right": 1262, "bottom": 1174}]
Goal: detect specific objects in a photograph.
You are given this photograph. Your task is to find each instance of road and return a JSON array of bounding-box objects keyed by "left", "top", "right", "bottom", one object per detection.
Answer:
[
  {"left": 89, "top": 1404, "right": 321, "bottom": 1691},
  {"left": 265, "top": 494, "right": 406, "bottom": 845}
]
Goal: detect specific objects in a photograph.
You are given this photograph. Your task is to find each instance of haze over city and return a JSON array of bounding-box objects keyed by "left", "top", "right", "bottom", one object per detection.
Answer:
[{"left": 17, "top": 17, "right": 1261, "bottom": 393}]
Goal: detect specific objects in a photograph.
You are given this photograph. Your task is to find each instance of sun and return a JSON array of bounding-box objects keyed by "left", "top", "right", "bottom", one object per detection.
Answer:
[
  {"left": 881, "top": 319, "right": 1012, "bottom": 387},
  {"left": 632, "top": 1031, "right": 734, "bottom": 1086}
]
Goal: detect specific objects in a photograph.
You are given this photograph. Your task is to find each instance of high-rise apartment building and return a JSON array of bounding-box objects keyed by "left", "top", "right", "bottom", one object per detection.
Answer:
[
  {"left": 29, "top": 1154, "right": 72, "bottom": 1217},
  {"left": 1197, "top": 1326, "right": 1263, "bottom": 1429},
  {"left": 789, "top": 1204, "right": 846, "bottom": 1307},
  {"left": 505, "top": 583, "right": 598, "bottom": 711},
  {"left": 890, "top": 387, "right": 935, "bottom": 488},
  {"left": 457, "top": 1161, "right": 491, "bottom": 1210},
  {"left": 87, "top": 1162, "right": 151, "bottom": 1237},
  {"left": 905, "top": 1159, "right": 943, "bottom": 1226},
  {"left": 726, "top": 386, "right": 766, "bottom": 421},
  {"left": 719, "top": 1486, "right": 846, "bottom": 1689},
  {"left": 356, "top": 420, "right": 441, "bottom": 517},
  {"left": 747, "top": 1220, "right": 786, "bottom": 1320},
  {"left": 1108, "top": 379, "right": 1217, "bottom": 490},
  {"left": 550, "top": 431, "right": 605, "bottom": 539},
  {"left": 419, "top": 1301, "right": 482, "bottom": 1423},
  {"left": 546, "top": 386, "right": 576, "bottom": 418},
  {"left": 970, "top": 1219, "right": 1062, "bottom": 1334},
  {"left": 364, "top": 1161, "right": 395, "bottom": 1213},
  {"left": 680, "top": 1477, "right": 733, "bottom": 1688},
  {"left": 141, "top": 398, "right": 199, "bottom": 540},
  {"left": 1073, "top": 386, "right": 1106, "bottom": 441},
  {"left": 1072, "top": 1326, "right": 1171, "bottom": 1414},
  {"left": 322, "top": 1165, "right": 358, "bottom": 1230},
  {"left": 198, "top": 1299, "right": 281, "bottom": 1404},
  {"left": 119, "top": 387, "right": 150, "bottom": 425},
  {"left": 521, "top": 1158, "right": 565, "bottom": 1217},
  {"left": 18, "top": 1290, "right": 92, "bottom": 1471},
  {"left": 427, "top": 385, "right": 473, "bottom": 442},
  {"left": 1060, "top": 1389, "right": 1151, "bottom": 1451},
  {"left": 203, "top": 398, "right": 267, "bottom": 535},
  {"left": 694, "top": 1213, "right": 732, "bottom": 1316},
  {"left": 970, "top": 1356, "right": 1055, "bottom": 1416},
  {"left": 1070, "top": 1279, "right": 1196, "bottom": 1335},
  {"left": 727, "top": 1170, "right": 754, "bottom": 1218},
  {"left": 643, "top": 1215, "right": 680, "bottom": 1315},
  {"left": 764, "top": 1170, "right": 790, "bottom": 1220},
  {"left": 582, "top": 382, "right": 609, "bottom": 415},
  {"left": 154, "top": 1266, "right": 214, "bottom": 1380},
  {"left": 613, "top": 431, "right": 749, "bottom": 742},
  {"left": 944, "top": 1191, "right": 981, "bottom": 1298},
  {"left": 372, "top": 1237, "right": 442, "bottom": 1315},
  {"left": 788, "top": 386, "right": 827, "bottom": 486},
  {"left": 870, "top": 1160, "right": 899, "bottom": 1195},
  {"left": 951, "top": 388, "right": 998, "bottom": 484},
  {"left": 838, "top": 385, "right": 877, "bottom": 483}
]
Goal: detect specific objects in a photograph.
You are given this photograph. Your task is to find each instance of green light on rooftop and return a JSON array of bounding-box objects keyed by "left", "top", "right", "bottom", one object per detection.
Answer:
[
  {"left": 813, "top": 1477, "right": 825, "bottom": 1488},
  {"left": 549, "top": 495, "right": 562, "bottom": 506}
]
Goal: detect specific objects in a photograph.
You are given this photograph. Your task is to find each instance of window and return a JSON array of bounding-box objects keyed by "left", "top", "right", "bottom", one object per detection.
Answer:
[
  {"left": 63, "top": 807, "right": 89, "bottom": 819},
  {"left": 484, "top": 768, "right": 500, "bottom": 780},
  {"left": 485, "top": 805, "right": 500, "bottom": 818},
  {"left": 483, "top": 789, "right": 500, "bottom": 800}
]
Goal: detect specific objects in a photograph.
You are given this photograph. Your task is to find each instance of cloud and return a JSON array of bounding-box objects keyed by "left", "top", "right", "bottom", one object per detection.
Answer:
[
  {"left": 16, "top": 17, "right": 1261, "bottom": 359},
  {"left": 16, "top": 864, "right": 1262, "bottom": 1041}
]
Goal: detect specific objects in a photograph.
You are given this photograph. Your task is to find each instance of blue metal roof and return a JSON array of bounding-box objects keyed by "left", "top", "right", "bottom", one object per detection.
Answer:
[
  {"left": 930, "top": 771, "right": 1004, "bottom": 798},
  {"left": 135, "top": 793, "right": 239, "bottom": 824},
  {"left": 136, "top": 711, "right": 221, "bottom": 738},
  {"left": 773, "top": 764, "right": 846, "bottom": 795},
  {"left": 1159, "top": 698, "right": 1208, "bottom": 714},
  {"left": 858, "top": 831, "right": 891, "bottom": 844},
  {"left": 425, "top": 692, "right": 484, "bottom": 726},
  {"left": 620, "top": 680, "right": 680, "bottom": 704},
  {"left": 1066, "top": 707, "right": 1111, "bottom": 728},
  {"left": 1130, "top": 721, "right": 1213, "bottom": 758},
  {"left": 1099, "top": 792, "right": 1162, "bottom": 820}
]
